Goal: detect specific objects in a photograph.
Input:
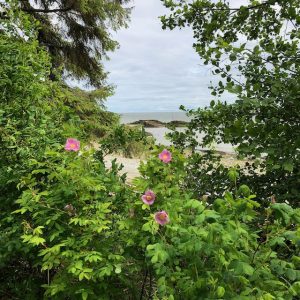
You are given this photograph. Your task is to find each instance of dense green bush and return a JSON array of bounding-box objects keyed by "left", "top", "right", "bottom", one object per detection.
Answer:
[
  {"left": 101, "top": 124, "right": 154, "bottom": 158},
  {"left": 131, "top": 148, "right": 300, "bottom": 299},
  {"left": 0, "top": 7, "right": 129, "bottom": 298},
  {"left": 0, "top": 13, "right": 80, "bottom": 296},
  {"left": 9, "top": 145, "right": 299, "bottom": 299},
  {"left": 15, "top": 144, "right": 134, "bottom": 299}
]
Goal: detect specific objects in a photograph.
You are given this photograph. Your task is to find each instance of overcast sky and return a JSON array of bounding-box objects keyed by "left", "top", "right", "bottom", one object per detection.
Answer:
[{"left": 104, "top": 0, "right": 237, "bottom": 113}]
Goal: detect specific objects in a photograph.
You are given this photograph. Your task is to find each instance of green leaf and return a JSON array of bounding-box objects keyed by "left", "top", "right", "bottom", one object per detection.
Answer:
[
  {"left": 233, "top": 261, "right": 254, "bottom": 276},
  {"left": 115, "top": 264, "right": 122, "bottom": 274},
  {"left": 79, "top": 273, "right": 85, "bottom": 281},
  {"left": 271, "top": 203, "right": 294, "bottom": 225},
  {"left": 30, "top": 236, "right": 46, "bottom": 245},
  {"left": 217, "top": 286, "right": 225, "bottom": 297},
  {"left": 283, "top": 162, "right": 294, "bottom": 172},
  {"left": 286, "top": 269, "right": 297, "bottom": 281},
  {"left": 82, "top": 291, "right": 88, "bottom": 300},
  {"left": 262, "top": 293, "right": 275, "bottom": 300},
  {"left": 228, "top": 169, "right": 238, "bottom": 182}
]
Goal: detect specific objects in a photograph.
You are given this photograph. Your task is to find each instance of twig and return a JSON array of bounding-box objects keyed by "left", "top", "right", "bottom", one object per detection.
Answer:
[
  {"left": 148, "top": 270, "right": 152, "bottom": 300},
  {"left": 140, "top": 269, "right": 148, "bottom": 300}
]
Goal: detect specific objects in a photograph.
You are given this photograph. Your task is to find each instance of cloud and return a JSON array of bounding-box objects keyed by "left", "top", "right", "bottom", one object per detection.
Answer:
[{"left": 104, "top": 0, "right": 237, "bottom": 112}]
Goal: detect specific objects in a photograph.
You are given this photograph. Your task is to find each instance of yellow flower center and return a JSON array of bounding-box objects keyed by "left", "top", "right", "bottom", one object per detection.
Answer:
[
  {"left": 70, "top": 143, "right": 76, "bottom": 148},
  {"left": 146, "top": 195, "right": 152, "bottom": 200},
  {"left": 159, "top": 214, "right": 166, "bottom": 220},
  {"left": 163, "top": 154, "right": 168, "bottom": 160}
]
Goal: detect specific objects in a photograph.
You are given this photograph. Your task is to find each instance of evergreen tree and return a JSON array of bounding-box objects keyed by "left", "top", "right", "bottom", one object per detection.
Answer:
[{"left": 18, "top": 0, "right": 131, "bottom": 87}]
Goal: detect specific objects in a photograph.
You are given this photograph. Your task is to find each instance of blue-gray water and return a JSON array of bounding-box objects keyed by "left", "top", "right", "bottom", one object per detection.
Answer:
[{"left": 120, "top": 111, "right": 190, "bottom": 123}]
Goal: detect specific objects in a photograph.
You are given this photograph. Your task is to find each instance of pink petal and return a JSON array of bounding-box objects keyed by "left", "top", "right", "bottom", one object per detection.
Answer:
[
  {"left": 158, "top": 149, "right": 172, "bottom": 163},
  {"left": 141, "top": 190, "right": 156, "bottom": 205},
  {"left": 154, "top": 211, "right": 170, "bottom": 225},
  {"left": 65, "top": 138, "right": 80, "bottom": 152}
]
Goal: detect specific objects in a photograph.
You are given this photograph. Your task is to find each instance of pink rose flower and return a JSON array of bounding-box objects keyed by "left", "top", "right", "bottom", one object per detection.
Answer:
[
  {"left": 141, "top": 190, "right": 156, "bottom": 205},
  {"left": 154, "top": 211, "right": 170, "bottom": 226},
  {"left": 65, "top": 138, "right": 80, "bottom": 152},
  {"left": 159, "top": 149, "right": 172, "bottom": 163}
]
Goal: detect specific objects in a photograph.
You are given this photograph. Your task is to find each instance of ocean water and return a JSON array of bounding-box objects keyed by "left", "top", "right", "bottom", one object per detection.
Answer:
[{"left": 120, "top": 111, "right": 190, "bottom": 124}]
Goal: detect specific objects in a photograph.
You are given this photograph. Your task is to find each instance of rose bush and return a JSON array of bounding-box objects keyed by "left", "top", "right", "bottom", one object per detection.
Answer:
[
  {"left": 7, "top": 139, "right": 299, "bottom": 299},
  {"left": 126, "top": 147, "right": 300, "bottom": 300}
]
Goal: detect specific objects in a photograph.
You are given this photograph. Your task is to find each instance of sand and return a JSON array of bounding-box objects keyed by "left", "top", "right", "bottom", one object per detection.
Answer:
[
  {"left": 104, "top": 154, "right": 144, "bottom": 182},
  {"left": 104, "top": 153, "right": 245, "bottom": 183}
]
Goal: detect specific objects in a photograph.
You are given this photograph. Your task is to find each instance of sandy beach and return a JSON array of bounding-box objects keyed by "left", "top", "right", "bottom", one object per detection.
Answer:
[
  {"left": 104, "top": 154, "right": 143, "bottom": 182},
  {"left": 104, "top": 153, "right": 244, "bottom": 183}
]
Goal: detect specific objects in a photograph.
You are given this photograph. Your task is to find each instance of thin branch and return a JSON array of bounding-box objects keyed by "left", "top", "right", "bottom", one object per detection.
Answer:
[
  {"left": 0, "top": 12, "right": 9, "bottom": 19},
  {"left": 218, "top": 66, "right": 245, "bottom": 87},
  {"left": 20, "top": 0, "right": 76, "bottom": 14},
  {"left": 209, "top": 1, "right": 271, "bottom": 12},
  {"left": 148, "top": 270, "right": 152, "bottom": 300},
  {"left": 22, "top": 5, "right": 74, "bottom": 13},
  {"left": 244, "top": 48, "right": 299, "bottom": 75},
  {"left": 140, "top": 269, "right": 148, "bottom": 300}
]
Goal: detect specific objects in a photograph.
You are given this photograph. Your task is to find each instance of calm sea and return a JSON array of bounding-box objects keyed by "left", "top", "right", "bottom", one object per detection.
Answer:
[{"left": 119, "top": 111, "right": 190, "bottom": 124}]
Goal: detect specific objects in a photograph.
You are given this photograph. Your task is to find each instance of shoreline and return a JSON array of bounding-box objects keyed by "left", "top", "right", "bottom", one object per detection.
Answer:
[
  {"left": 119, "top": 111, "right": 191, "bottom": 124},
  {"left": 120, "top": 119, "right": 235, "bottom": 155},
  {"left": 127, "top": 119, "right": 188, "bottom": 128},
  {"left": 145, "top": 127, "right": 235, "bottom": 154},
  {"left": 117, "top": 112, "right": 235, "bottom": 154}
]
